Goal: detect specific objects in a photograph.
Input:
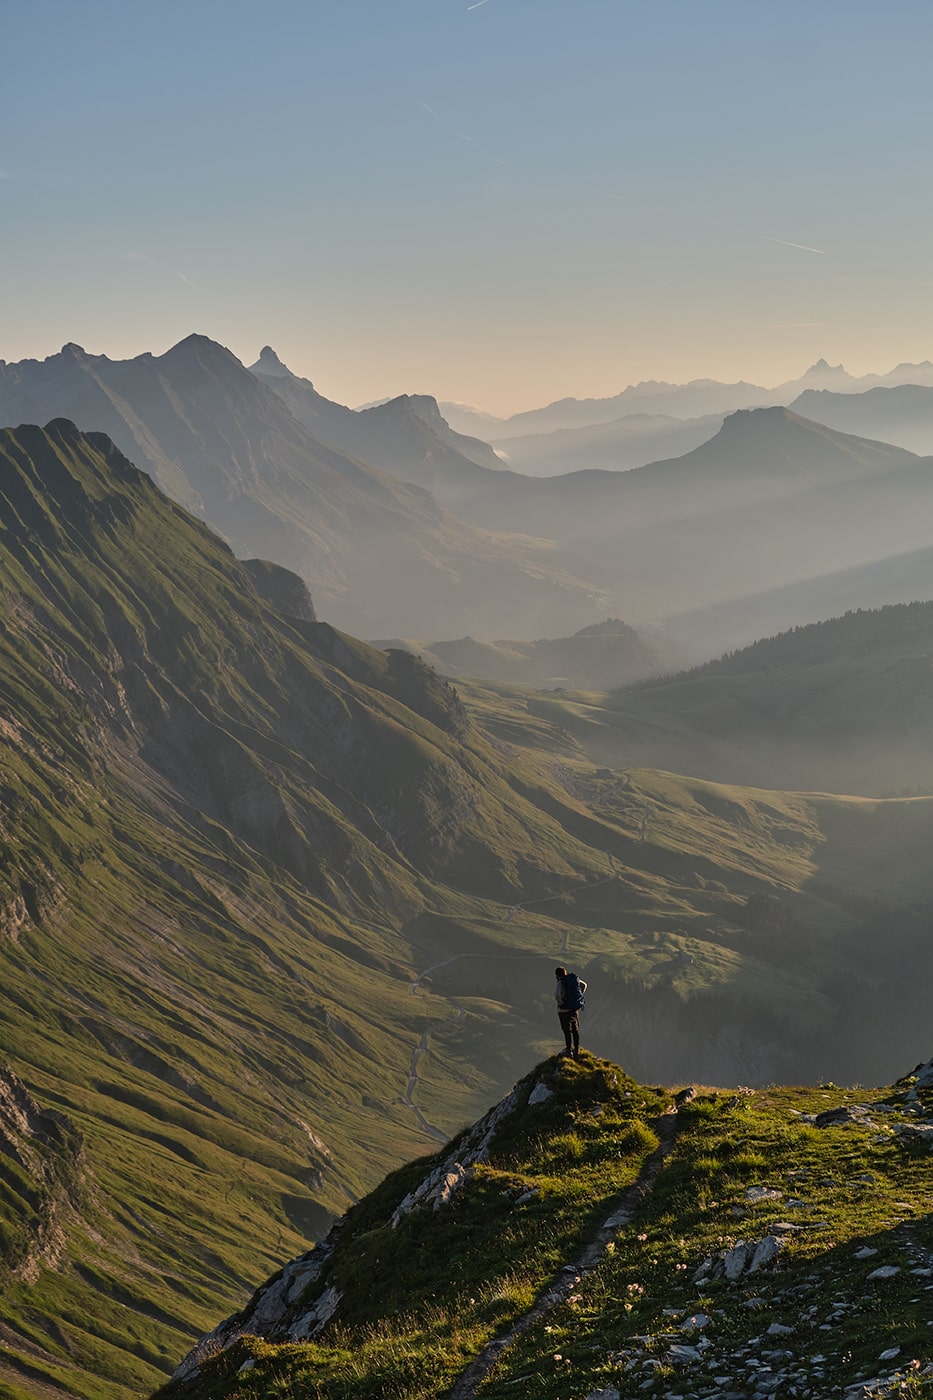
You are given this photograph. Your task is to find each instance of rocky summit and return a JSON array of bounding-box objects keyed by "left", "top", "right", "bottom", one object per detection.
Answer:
[{"left": 163, "top": 1054, "right": 933, "bottom": 1400}]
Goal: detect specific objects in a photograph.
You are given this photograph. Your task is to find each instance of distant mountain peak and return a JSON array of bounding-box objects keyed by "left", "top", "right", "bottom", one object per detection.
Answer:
[
  {"left": 720, "top": 404, "right": 791, "bottom": 431},
  {"left": 159, "top": 333, "right": 240, "bottom": 366},
  {"left": 376, "top": 392, "right": 444, "bottom": 429},
  {"left": 796, "top": 358, "right": 853, "bottom": 387},
  {"left": 251, "top": 346, "right": 293, "bottom": 379}
]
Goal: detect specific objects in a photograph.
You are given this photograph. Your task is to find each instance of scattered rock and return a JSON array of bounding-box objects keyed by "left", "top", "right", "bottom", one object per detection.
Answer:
[
  {"left": 814, "top": 1104, "right": 877, "bottom": 1129},
  {"left": 894, "top": 1123, "right": 933, "bottom": 1148},
  {"left": 867, "top": 1265, "right": 900, "bottom": 1280},
  {"left": 667, "top": 1343, "right": 702, "bottom": 1363},
  {"left": 913, "top": 1056, "right": 933, "bottom": 1089},
  {"left": 695, "top": 1234, "right": 785, "bottom": 1284},
  {"left": 528, "top": 1083, "right": 553, "bottom": 1107}
]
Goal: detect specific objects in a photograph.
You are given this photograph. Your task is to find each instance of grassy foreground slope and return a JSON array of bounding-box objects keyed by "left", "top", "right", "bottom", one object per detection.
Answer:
[
  {"left": 524, "top": 601, "right": 933, "bottom": 794},
  {"left": 164, "top": 1054, "right": 933, "bottom": 1400}
]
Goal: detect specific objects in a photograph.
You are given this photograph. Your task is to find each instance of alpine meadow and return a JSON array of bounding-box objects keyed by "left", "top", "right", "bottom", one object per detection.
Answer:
[{"left": 5, "top": 4, "right": 933, "bottom": 1400}]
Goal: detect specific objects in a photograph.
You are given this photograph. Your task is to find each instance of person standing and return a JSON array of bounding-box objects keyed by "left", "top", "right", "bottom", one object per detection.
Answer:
[{"left": 554, "top": 965, "right": 587, "bottom": 1058}]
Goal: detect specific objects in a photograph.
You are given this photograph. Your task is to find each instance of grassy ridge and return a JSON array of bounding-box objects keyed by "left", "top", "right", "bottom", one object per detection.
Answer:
[
  {"left": 524, "top": 601, "right": 933, "bottom": 794},
  {"left": 166, "top": 1057, "right": 933, "bottom": 1400}
]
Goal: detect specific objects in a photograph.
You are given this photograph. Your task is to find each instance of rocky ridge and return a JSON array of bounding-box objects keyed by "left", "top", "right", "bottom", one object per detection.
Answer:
[{"left": 162, "top": 1057, "right": 933, "bottom": 1400}]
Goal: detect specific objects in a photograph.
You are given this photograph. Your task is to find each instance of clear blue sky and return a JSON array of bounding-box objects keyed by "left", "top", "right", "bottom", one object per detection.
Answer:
[{"left": 5, "top": 0, "right": 933, "bottom": 413}]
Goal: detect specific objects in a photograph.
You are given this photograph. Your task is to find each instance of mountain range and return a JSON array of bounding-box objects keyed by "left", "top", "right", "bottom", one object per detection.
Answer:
[
  {"left": 440, "top": 357, "right": 933, "bottom": 439},
  {"left": 442, "top": 406, "right": 933, "bottom": 645},
  {"left": 527, "top": 600, "right": 933, "bottom": 795},
  {"left": 0, "top": 340, "right": 596, "bottom": 641},
  {"left": 8, "top": 339, "right": 933, "bottom": 668}
]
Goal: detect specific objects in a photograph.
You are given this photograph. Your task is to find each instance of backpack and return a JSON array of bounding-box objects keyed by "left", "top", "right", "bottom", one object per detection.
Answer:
[{"left": 561, "top": 972, "right": 585, "bottom": 1011}]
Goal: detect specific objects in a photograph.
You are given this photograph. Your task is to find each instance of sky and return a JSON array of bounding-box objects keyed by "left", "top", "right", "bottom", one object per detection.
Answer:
[{"left": 4, "top": 0, "right": 933, "bottom": 416}]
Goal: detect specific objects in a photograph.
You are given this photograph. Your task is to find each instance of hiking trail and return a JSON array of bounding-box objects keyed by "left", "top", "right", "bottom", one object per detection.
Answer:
[{"left": 444, "top": 1100, "right": 687, "bottom": 1399}]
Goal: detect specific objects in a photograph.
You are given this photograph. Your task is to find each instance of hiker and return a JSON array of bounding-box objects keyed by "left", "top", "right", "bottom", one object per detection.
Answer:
[{"left": 554, "top": 965, "right": 587, "bottom": 1058}]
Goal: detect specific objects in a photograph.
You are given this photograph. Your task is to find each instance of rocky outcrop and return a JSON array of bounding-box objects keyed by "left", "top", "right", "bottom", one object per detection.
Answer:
[
  {"left": 0, "top": 1064, "right": 84, "bottom": 1285},
  {"left": 171, "top": 1064, "right": 552, "bottom": 1382},
  {"left": 390, "top": 1072, "right": 533, "bottom": 1226},
  {"left": 242, "top": 559, "right": 317, "bottom": 622}
]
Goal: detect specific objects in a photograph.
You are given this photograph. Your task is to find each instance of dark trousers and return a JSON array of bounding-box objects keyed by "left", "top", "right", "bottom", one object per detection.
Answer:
[{"left": 559, "top": 1009, "right": 580, "bottom": 1055}]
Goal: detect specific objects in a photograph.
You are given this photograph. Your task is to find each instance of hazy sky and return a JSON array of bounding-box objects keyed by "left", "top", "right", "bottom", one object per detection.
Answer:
[{"left": 5, "top": 0, "right": 933, "bottom": 414}]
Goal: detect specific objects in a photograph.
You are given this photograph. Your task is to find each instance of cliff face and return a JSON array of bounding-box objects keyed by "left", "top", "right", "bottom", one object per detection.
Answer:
[{"left": 0, "top": 1065, "right": 83, "bottom": 1286}]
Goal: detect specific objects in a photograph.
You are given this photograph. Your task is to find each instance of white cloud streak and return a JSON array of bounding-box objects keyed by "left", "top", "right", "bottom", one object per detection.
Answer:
[
  {"left": 597, "top": 190, "right": 828, "bottom": 256},
  {"left": 415, "top": 98, "right": 512, "bottom": 168},
  {"left": 123, "top": 251, "right": 198, "bottom": 288}
]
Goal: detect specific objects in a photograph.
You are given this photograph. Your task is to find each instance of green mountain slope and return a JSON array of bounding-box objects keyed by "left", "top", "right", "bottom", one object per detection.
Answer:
[
  {"left": 4, "top": 422, "right": 933, "bottom": 1398},
  {"left": 162, "top": 1054, "right": 933, "bottom": 1400},
  {"left": 0, "top": 420, "right": 618, "bottom": 1399},
  {"left": 528, "top": 601, "right": 933, "bottom": 794}
]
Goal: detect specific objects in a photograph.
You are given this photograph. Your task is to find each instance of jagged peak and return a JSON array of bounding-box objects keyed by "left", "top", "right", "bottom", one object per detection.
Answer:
[{"left": 250, "top": 346, "right": 294, "bottom": 379}]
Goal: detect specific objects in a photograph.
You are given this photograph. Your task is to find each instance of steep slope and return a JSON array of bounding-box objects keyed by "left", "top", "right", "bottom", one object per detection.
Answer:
[
  {"left": 0, "top": 420, "right": 627, "bottom": 1399},
  {"left": 163, "top": 1054, "right": 933, "bottom": 1400},
  {"left": 529, "top": 601, "right": 933, "bottom": 795},
  {"left": 0, "top": 340, "right": 597, "bottom": 639}
]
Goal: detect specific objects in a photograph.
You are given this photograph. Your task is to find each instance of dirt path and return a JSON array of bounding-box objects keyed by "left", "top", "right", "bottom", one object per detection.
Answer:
[
  {"left": 444, "top": 1103, "right": 684, "bottom": 1400},
  {"left": 504, "top": 851, "right": 619, "bottom": 923},
  {"left": 401, "top": 1032, "right": 448, "bottom": 1142}
]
